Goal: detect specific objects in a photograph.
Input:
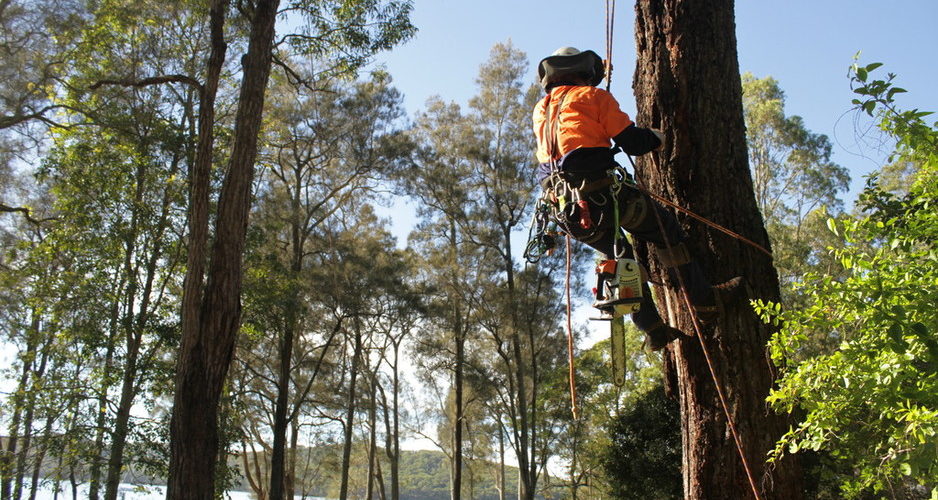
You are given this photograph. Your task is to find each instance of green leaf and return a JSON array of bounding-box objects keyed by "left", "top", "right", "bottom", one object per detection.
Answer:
[
  {"left": 887, "top": 323, "right": 908, "bottom": 353},
  {"left": 899, "top": 462, "right": 912, "bottom": 476}
]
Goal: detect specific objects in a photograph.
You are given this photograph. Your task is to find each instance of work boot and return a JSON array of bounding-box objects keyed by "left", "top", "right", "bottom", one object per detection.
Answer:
[
  {"left": 693, "top": 276, "right": 746, "bottom": 324},
  {"left": 644, "top": 322, "right": 686, "bottom": 351}
]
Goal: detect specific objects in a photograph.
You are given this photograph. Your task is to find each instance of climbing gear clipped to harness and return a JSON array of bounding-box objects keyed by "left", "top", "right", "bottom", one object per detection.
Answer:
[
  {"left": 523, "top": 198, "right": 558, "bottom": 264},
  {"left": 538, "top": 171, "right": 616, "bottom": 244}
]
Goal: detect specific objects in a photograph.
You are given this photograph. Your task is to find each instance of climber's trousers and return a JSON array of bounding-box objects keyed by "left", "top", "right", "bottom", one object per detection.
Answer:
[{"left": 584, "top": 185, "right": 714, "bottom": 333}]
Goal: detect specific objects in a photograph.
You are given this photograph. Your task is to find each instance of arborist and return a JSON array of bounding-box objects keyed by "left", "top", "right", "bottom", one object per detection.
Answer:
[{"left": 531, "top": 46, "right": 739, "bottom": 350}]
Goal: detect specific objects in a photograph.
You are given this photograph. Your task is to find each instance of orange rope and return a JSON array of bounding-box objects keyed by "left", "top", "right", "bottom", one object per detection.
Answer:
[
  {"left": 641, "top": 153, "right": 764, "bottom": 500},
  {"left": 634, "top": 185, "right": 772, "bottom": 257},
  {"left": 564, "top": 234, "right": 580, "bottom": 420}
]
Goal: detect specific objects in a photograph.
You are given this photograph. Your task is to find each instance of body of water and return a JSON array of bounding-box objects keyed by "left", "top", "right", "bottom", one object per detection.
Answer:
[{"left": 27, "top": 482, "right": 328, "bottom": 500}]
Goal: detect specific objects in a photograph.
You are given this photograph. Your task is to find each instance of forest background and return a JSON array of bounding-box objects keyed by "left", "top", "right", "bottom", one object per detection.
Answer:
[{"left": 1, "top": 0, "right": 937, "bottom": 499}]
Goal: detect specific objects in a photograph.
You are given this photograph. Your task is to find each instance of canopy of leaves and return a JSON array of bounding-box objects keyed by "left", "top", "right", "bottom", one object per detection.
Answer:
[
  {"left": 742, "top": 73, "right": 851, "bottom": 307},
  {"left": 758, "top": 62, "right": 938, "bottom": 498},
  {"left": 602, "top": 383, "right": 681, "bottom": 500}
]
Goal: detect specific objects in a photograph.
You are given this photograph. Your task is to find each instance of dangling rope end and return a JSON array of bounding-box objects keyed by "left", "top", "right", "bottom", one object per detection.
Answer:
[{"left": 564, "top": 234, "right": 581, "bottom": 422}]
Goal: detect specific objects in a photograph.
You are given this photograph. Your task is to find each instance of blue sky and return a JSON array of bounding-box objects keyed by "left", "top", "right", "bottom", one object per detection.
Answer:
[{"left": 373, "top": 0, "right": 937, "bottom": 198}]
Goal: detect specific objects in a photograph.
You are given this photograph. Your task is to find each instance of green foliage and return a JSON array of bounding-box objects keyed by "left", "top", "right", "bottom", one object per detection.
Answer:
[
  {"left": 742, "top": 73, "right": 851, "bottom": 307},
  {"left": 545, "top": 326, "right": 664, "bottom": 498},
  {"left": 602, "top": 383, "right": 681, "bottom": 500},
  {"left": 761, "top": 62, "right": 938, "bottom": 498}
]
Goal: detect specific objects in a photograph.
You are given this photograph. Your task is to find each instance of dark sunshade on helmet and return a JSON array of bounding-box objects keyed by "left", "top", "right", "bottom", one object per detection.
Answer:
[{"left": 537, "top": 47, "right": 605, "bottom": 90}]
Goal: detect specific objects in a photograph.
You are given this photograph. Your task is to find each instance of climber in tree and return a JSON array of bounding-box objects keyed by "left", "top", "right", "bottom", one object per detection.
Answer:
[{"left": 533, "top": 47, "right": 736, "bottom": 350}]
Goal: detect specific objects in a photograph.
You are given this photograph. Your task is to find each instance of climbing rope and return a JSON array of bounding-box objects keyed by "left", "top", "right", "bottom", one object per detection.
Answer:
[
  {"left": 604, "top": 0, "right": 616, "bottom": 91},
  {"left": 564, "top": 234, "right": 580, "bottom": 420},
  {"left": 632, "top": 153, "right": 765, "bottom": 500},
  {"left": 633, "top": 184, "right": 772, "bottom": 258}
]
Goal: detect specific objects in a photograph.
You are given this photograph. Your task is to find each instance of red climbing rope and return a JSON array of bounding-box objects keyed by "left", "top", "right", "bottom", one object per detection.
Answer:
[
  {"left": 564, "top": 234, "right": 580, "bottom": 420},
  {"left": 634, "top": 185, "right": 773, "bottom": 258}
]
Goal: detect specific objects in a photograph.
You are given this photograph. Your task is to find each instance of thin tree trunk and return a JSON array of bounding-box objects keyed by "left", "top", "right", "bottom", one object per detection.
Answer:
[
  {"left": 27, "top": 413, "right": 55, "bottom": 500},
  {"left": 380, "top": 339, "right": 402, "bottom": 500},
  {"left": 452, "top": 326, "right": 464, "bottom": 500},
  {"left": 168, "top": 0, "right": 280, "bottom": 496},
  {"left": 447, "top": 220, "right": 464, "bottom": 500},
  {"left": 13, "top": 332, "right": 51, "bottom": 500},
  {"left": 338, "top": 323, "right": 363, "bottom": 500},
  {"left": 105, "top": 150, "right": 175, "bottom": 500},
  {"left": 88, "top": 289, "right": 120, "bottom": 500},
  {"left": 367, "top": 373, "right": 378, "bottom": 500},
  {"left": 0, "top": 313, "right": 38, "bottom": 500},
  {"left": 270, "top": 179, "right": 305, "bottom": 499},
  {"left": 390, "top": 343, "right": 401, "bottom": 500},
  {"left": 287, "top": 419, "right": 299, "bottom": 500},
  {"left": 270, "top": 318, "right": 297, "bottom": 500},
  {"left": 633, "top": 1, "right": 803, "bottom": 498},
  {"left": 497, "top": 425, "right": 506, "bottom": 500},
  {"left": 102, "top": 357, "right": 137, "bottom": 500}
]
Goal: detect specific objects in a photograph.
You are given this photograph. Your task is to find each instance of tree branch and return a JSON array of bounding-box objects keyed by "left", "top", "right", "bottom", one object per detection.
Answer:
[
  {"left": 89, "top": 74, "right": 203, "bottom": 92},
  {"left": 0, "top": 203, "right": 56, "bottom": 225},
  {"left": 271, "top": 54, "right": 334, "bottom": 95}
]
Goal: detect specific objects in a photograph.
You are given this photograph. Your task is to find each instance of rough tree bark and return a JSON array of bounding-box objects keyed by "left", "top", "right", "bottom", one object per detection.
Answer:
[
  {"left": 632, "top": 1, "right": 802, "bottom": 498},
  {"left": 167, "top": 0, "right": 280, "bottom": 496}
]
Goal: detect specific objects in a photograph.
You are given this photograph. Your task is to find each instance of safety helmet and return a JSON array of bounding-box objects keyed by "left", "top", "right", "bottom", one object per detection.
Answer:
[{"left": 537, "top": 47, "right": 605, "bottom": 90}]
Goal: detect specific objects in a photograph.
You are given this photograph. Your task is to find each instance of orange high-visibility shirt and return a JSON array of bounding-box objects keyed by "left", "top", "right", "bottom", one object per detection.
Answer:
[{"left": 533, "top": 85, "right": 633, "bottom": 164}]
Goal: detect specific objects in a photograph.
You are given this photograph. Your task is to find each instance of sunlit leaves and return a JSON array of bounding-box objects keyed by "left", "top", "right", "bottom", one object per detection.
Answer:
[{"left": 760, "top": 64, "right": 938, "bottom": 497}]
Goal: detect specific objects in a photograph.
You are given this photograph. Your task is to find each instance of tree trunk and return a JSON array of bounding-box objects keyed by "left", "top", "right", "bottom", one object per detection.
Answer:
[
  {"left": 338, "top": 323, "right": 363, "bottom": 500},
  {"left": 88, "top": 292, "right": 120, "bottom": 500},
  {"left": 13, "top": 333, "right": 51, "bottom": 500},
  {"left": 632, "top": 1, "right": 802, "bottom": 498},
  {"left": 102, "top": 352, "right": 137, "bottom": 500},
  {"left": 497, "top": 425, "right": 506, "bottom": 500},
  {"left": 287, "top": 419, "right": 299, "bottom": 500},
  {"left": 367, "top": 373, "right": 378, "bottom": 500},
  {"left": 269, "top": 317, "right": 296, "bottom": 500},
  {"left": 167, "top": 0, "right": 279, "bottom": 496},
  {"left": 390, "top": 343, "right": 401, "bottom": 500},
  {"left": 381, "top": 338, "right": 402, "bottom": 500},
  {"left": 0, "top": 313, "right": 38, "bottom": 500},
  {"left": 452, "top": 326, "right": 464, "bottom": 500},
  {"left": 447, "top": 221, "right": 464, "bottom": 500},
  {"left": 28, "top": 413, "right": 55, "bottom": 500},
  {"left": 270, "top": 173, "right": 305, "bottom": 500}
]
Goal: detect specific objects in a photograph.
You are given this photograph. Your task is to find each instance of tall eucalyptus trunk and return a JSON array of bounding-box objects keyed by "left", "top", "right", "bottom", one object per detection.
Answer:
[
  {"left": 168, "top": 0, "right": 280, "bottom": 496},
  {"left": 633, "top": 1, "right": 802, "bottom": 497}
]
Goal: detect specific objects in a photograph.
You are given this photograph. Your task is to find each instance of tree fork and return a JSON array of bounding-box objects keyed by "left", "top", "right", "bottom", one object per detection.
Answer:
[
  {"left": 632, "top": 0, "right": 802, "bottom": 498},
  {"left": 167, "top": 0, "right": 280, "bottom": 496}
]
